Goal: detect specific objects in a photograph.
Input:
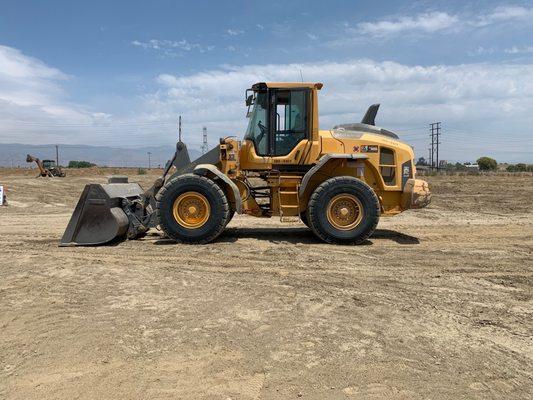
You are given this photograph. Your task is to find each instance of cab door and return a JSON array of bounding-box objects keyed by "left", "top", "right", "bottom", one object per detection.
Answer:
[{"left": 269, "top": 89, "right": 311, "bottom": 166}]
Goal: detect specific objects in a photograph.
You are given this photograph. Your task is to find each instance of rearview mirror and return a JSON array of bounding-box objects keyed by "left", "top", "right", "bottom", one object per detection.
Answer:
[{"left": 246, "top": 94, "right": 254, "bottom": 107}]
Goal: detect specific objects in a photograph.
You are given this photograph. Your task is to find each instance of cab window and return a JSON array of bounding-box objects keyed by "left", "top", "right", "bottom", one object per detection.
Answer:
[
  {"left": 244, "top": 91, "right": 269, "bottom": 156},
  {"left": 380, "top": 147, "right": 396, "bottom": 185},
  {"left": 272, "top": 90, "right": 308, "bottom": 156}
]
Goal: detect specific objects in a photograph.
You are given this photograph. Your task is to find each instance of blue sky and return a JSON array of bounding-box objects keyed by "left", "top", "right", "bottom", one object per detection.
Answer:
[{"left": 1, "top": 0, "right": 533, "bottom": 162}]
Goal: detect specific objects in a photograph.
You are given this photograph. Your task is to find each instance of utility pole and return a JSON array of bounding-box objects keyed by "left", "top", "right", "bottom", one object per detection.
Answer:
[
  {"left": 178, "top": 115, "right": 182, "bottom": 142},
  {"left": 201, "top": 127, "right": 208, "bottom": 155},
  {"left": 147, "top": 152, "right": 152, "bottom": 169},
  {"left": 429, "top": 122, "right": 441, "bottom": 170},
  {"left": 55, "top": 145, "right": 59, "bottom": 167}
]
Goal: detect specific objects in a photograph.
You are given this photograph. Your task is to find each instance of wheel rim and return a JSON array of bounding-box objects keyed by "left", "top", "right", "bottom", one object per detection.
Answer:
[
  {"left": 326, "top": 194, "right": 364, "bottom": 230},
  {"left": 172, "top": 191, "right": 211, "bottom": 229}
]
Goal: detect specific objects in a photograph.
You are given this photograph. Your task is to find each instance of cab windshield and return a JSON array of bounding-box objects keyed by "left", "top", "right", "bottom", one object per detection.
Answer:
[{"left": 244, "top": 91, "right": 268, "bottom": 155}]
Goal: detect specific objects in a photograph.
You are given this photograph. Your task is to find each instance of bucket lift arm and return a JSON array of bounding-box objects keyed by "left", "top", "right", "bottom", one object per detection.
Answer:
[{"left": 26, "top": 154, "right": 52, "bottom": 177}]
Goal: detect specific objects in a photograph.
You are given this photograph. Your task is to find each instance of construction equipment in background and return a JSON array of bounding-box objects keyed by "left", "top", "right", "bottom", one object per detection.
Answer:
[
  {"left": 26, "top": 154, "right": 66, "bottom": 177},
  {"left": 60, "top": 82, "right": 431, "bottom": 247}
]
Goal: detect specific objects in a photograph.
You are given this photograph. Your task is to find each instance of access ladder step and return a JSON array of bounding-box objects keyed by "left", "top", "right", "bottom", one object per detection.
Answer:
[{"left": 279, "top": 191, "right": 298, "bottom": 195}]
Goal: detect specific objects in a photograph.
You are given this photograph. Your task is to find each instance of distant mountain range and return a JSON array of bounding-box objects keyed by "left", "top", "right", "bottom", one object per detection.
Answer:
[{"left": 0, "top": 143, "right": 202, "bottom": 168}]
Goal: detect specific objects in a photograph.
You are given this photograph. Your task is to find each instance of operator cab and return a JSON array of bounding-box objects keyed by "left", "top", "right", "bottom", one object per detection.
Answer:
[
  {"left": 42, "top": 160, "right": 57, "bottom": 169},
  {"left": 244, "top": 82, "right": 321, "bottom": 158}
]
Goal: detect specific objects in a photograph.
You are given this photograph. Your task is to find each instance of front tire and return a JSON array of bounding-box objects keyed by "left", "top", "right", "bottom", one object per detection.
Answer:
[
  {"left": 300, "top": 212, "right": 309, "bottom": 227},
  {"left": 307, "top": 176, "right": 380, "bottom": 244},
  {"left": 156, "top": 174, "right": 229, "bottom": 244}
]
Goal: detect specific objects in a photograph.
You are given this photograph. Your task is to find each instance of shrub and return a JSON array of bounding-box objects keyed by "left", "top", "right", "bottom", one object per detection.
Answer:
[
  {"left": 476, "top": 157, "right": 497, "bottom": 171},
  {"left": 137, "top": 168, "right": 147, "bottom": 175},
  {"left": 416, "top": 157, "right": 428, "bottom": 166},
  {"left": 68, "top": 160, "right": 96, "bottom": 168}
]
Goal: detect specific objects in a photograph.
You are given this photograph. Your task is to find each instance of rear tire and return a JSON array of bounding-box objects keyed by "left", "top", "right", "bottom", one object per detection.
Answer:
[
  {"left": 307, "top": 176, "right": 380, "bottom": 244},
  {"left": 156, "top": 174, "right": 229, "bottom": 244}
]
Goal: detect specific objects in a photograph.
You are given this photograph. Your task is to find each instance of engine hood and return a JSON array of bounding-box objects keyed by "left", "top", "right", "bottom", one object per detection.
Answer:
[{"left": 332, "top": 122, "right": 399, "bottom": 140}]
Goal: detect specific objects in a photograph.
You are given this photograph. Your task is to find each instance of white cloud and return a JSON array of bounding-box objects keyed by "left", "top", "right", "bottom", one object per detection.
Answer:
[
  {"left": 0, "top": 45, "right": 66, "bottom": 107},
  {"left": 143, "top": 59, "right": 533, "bottom": 161},
  {"left": 306, "top": 33, "right": 318, "bottom": 40},
  {"left": 505, "top": 45, "right": 533, "bottom": 54},
  {"left": 1, "top": 44, "right": 532, "bottom": 161},
  {"left": 467, "top": 46, "right": 497, "bottom": 56},
  {"left": 472, "top": 6, "right": 533, "bottom": 27},
  {"left": 357, "top": 12, "right": 458, "bottom": 36},
  {"left": 226, "top": 29, "right": 244, "bottom": 36},
  {"left": 131, "top": 39, "right": 213, "bottom": 55},
  {"left": 0, "top": 45, "right": 149, "bottom": 145},
  {"left": 0, "top": 45, "right": 98, "bottom": 129},
  {"left": 353, "top": 6, "right": 533, "bottom": 38}
]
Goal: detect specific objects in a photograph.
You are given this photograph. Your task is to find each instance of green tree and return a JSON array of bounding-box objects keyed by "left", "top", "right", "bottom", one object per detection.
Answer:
[
  {"left": 416, "top": 157, "right": 428, "bottom": 166},
  {"left": 454, "top": 162, "right": 468, "bottom": 171},
  {"left": 516, "top": 163, "right": 527, "bottom": 172},
  {"left": 68, "top": 160, "right": 96, "bottom": 168},
  {"left": 506, "top": 164, "right": 517, "bottom": 172},
  {"left": 476, "top": 157, "right": 497, "bottom": 171}
]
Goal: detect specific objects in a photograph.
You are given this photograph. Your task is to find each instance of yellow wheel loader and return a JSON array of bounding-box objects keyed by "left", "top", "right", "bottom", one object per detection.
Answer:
[{"left": 60, "top": 82, "right": 431, "bottom": 246}]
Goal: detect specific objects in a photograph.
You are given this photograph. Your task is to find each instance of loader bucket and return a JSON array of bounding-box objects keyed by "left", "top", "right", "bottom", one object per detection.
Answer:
[{"left": 60, "top": 181, "right": 144, "bottom": 246}]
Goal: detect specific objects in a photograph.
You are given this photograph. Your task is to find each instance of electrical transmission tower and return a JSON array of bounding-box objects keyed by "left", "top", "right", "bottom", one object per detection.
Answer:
[
  {"left": 201, "top": 127, "right": 208, "bottom": 155},
  {"left": 429, "top": 122, "right": 442, "bottom": 169}
]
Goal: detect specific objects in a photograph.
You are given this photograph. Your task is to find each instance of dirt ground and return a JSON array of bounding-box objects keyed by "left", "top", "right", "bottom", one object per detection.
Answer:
[{"left": 0, "top": 168, "right": 531, "bottom": 399}]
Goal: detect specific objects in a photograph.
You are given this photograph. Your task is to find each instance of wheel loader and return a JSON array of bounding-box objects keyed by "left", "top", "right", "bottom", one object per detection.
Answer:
[{"left": 60, "top": 82, "right": 431, "bottom": 246}]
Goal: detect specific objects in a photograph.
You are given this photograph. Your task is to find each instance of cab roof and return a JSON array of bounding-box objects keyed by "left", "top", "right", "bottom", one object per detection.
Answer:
[{"left": 251, "top": 82, "right": 323, "bottom": 90}]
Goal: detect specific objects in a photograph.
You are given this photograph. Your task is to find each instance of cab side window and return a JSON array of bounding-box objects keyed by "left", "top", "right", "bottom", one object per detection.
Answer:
[
  {"left": 272, "top": 90, "right": 308, "bottom": 156},
  {"left": 380, "top": 147, "right": 396, "bottom": 185}
]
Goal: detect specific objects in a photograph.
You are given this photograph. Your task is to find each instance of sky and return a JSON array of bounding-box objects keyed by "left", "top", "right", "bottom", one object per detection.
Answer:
[{"left": 0, "top": 0, "right": 532, "bottom": 162}]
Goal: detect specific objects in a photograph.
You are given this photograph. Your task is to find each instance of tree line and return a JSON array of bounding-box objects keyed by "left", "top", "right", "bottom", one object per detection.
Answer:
[{"left": 417, "top": 156, "right": 533, "bottom": 172}]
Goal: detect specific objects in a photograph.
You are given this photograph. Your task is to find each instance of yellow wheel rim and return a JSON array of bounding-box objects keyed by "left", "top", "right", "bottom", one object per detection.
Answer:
[
  {"left": 172, "top": 191, "right": 211, "bottom": 229},
  {"left": 326, "top": 194, "right": 364, "bottom": 231}
]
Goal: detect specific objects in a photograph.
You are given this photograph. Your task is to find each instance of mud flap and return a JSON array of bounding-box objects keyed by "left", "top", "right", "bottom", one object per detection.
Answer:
[{"left": 59, "top": 182, "right": 144, "bottom": 246}]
